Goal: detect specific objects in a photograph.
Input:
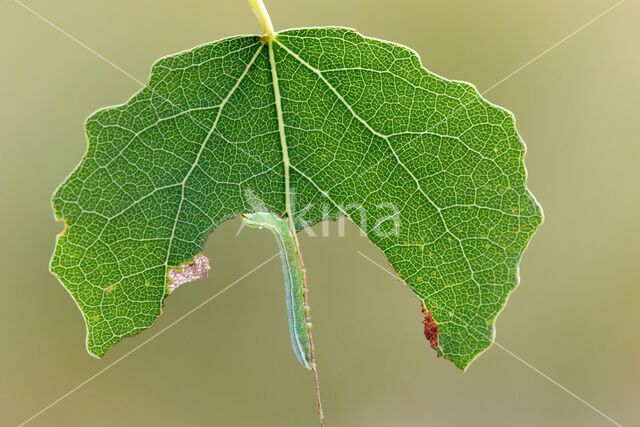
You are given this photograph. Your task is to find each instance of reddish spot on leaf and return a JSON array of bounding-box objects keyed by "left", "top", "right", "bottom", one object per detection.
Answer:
[{"left": 421, "top": 303, "right": 439, "bottom": 350}]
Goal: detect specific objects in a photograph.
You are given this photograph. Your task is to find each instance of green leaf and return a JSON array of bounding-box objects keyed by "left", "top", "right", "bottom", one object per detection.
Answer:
[{"left": 51, "top": 27, "right": 542, "bottom": 369}]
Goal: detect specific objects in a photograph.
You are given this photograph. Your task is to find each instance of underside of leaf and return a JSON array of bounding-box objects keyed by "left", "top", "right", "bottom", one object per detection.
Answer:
[{"left": 51, "top": 27, "right": 542, "bottom": 368}]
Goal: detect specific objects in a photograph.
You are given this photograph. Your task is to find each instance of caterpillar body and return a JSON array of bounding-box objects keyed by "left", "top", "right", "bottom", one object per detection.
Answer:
[{"left": 241, "top": 212, "right": 313, "bottom": 369}]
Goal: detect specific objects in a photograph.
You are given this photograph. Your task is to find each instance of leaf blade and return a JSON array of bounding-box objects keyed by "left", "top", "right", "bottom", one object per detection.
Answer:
[{"left": 51, "top": 27, "right": 542, "bottom": 369}]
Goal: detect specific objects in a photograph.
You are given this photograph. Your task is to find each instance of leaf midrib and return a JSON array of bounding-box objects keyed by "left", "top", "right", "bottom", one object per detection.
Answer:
[{"left": 267, "top": 38, "right": 293, "bottom": 224}]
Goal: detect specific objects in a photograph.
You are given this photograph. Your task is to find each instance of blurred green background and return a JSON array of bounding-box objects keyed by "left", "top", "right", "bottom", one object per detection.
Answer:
[{"left": 1, "top": 0, "right": 638, "bottom": 425}]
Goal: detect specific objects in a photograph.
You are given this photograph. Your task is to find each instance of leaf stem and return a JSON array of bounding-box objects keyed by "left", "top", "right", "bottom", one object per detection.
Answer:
[{"left": 249, "top": 0, "right": 275, "bottom": 38}]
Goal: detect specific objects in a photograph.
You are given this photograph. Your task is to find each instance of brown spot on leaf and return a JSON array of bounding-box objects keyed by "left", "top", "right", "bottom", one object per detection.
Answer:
[
  {"left": 105, "top": 285, "right": 116, "bottom": 292},
  {"left": 421, "top": 302, "right": 439, "bottom": 350}
]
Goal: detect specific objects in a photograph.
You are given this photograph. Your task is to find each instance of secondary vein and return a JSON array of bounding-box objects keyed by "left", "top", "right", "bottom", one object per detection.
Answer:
[{"left": 164, "top": 42, "right": 264, "bottom": 270}]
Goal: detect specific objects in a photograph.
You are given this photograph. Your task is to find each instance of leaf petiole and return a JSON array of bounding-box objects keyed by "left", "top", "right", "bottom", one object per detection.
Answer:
[{"left": 249, "top": 0, "right": 275, "bottom": 38}]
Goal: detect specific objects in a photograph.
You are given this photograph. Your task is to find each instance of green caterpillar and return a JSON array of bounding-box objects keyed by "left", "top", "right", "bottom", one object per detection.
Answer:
[{"left": 241, "top": 212, "right": 313, "bottom": 369}]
